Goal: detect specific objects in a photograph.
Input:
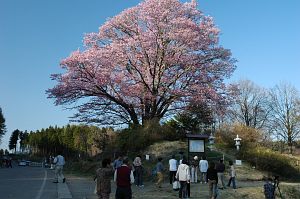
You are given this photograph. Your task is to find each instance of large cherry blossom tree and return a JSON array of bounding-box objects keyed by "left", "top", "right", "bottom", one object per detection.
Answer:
[{"left": 47, "top": 0, "right": 236, "bottom": 126}]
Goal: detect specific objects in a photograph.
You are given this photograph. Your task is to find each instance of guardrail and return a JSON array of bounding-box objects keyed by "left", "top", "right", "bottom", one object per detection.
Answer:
[{"left": 29, "top": 162, "right": 43, "bottom": 167}]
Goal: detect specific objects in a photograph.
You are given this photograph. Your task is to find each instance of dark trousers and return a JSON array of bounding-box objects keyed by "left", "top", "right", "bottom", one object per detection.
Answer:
[
  {"left": 179, "top": 181, "right": 188, "bottom": 199},
  {"left": 134, "top": 166, "right": 143, "bottom": 186},
  {"left": 227, "top": 177, "right": 236, "bottom": 189},
  {"left": 187, "top": 182, "right": 190, "bottom": 197},
  {"left": 115, "top": 187, "right": 132, "bottom": 199},
  {"left": 169, "top": 171, "right": 177, "bottom": 184}
]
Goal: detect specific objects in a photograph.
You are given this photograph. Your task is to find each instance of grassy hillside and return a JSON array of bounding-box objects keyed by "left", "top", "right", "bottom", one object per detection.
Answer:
[{"left": 65, "top": 140, "right": 300, "bottom": 198}]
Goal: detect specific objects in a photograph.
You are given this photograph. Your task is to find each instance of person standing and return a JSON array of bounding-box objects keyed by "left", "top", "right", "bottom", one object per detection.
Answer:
[
  {"left": 155, "top": 157, "right": 164, "bottom": 188},
  {"left": 53, "top": 152, "right": 65, "bottom": 183},
  {"left": 114, "top": 157, "right": 135, "bottom": 199},
  {"left": 207, "top": 162, "right": 218, "bottom": 199},
  {"left": 263, "top": 177, "right": 275, "bottom": 199},
  {"left": 133, "top": 155, "right": 144, "bottom": 187},
  {"left": 176, "top": 158, "right": 190, "bottom": 199},
  {"left": 169, "top": 155, "right": 178, "bottom": 184},
  {"left": 216, "top": 159, "right": 226, "bottom": 189},
  {"left": 227, "top": 160, "right": 236, "bottom": 189},
  {"left": 199, "top": 156, "right": 208, "bottom": 184},
  {"left": 95, "top": 159, "right": 114, "bottom": 199},
  {"left": 113, "top": 156, "right": 123, "bottom": 170},
  {"left": 8, "top": 157, "right": 12, "bottom": 168},
  {"left": 190, "top": 156, "right": 199, "bottom": 183}
]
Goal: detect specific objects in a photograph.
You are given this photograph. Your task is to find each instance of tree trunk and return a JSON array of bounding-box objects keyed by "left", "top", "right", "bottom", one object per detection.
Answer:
[{"left": 288, "top": 136, "right": 293, "bottom": 154}]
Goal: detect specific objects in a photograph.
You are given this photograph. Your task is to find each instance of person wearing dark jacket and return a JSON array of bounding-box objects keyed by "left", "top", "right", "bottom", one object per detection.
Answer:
[
  {"left": 207, "top": 162, "right": 218, "bottom": 199},
  {"left": 215, "top": 159, "right": 226, "bottom": 189},
  {"left": 95, "top": 159, "right": 114, "bottom": 199}
]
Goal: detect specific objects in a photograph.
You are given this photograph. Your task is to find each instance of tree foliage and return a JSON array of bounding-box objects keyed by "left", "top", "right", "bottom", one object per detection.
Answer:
[
  {"left": 9, "top": 129, "right": 20, "bottom": 153},
  {"left": 166, "top": 102, "right": 214, "bottom": 134},
  {"left": 47, "top": 0, "right": 236, "bottom": 126},
  {"left": 24, "top": 125, "right": 113, "bottom": 158},
  {"left": 19, "top": 131, "right": 29, "bottom": 152},
  {"left": 215, "top": 124, "right": 262, "bottom": 149},
  {"left": 0, "top": 107, "right": 6, "bottom": 142}
]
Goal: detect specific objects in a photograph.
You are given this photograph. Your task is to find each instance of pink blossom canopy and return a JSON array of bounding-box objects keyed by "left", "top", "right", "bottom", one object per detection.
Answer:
[{"left": 47, "top": 0, "right": 236, "bottom": 126}]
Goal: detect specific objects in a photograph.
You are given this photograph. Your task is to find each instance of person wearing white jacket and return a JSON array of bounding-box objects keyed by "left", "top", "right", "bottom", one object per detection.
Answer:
[{"left": 176, "top": 159, "right": 191, "bottom": 199}]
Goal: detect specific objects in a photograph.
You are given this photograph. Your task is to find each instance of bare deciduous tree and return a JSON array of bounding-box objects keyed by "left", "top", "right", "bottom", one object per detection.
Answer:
[
  {"left": 268, "top": 83, "right": 300, "bottom": 154},
  {"left": 227, "top": 79, "right": 271, "bottom": 129}
]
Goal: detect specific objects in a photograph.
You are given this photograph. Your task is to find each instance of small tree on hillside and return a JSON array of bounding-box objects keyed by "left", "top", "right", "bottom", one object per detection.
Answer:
[
  {"left": 215, "top": 124, "right": 262, "bottom": 150},
  {"left": 167, "top": 102, "right": 214, "bottom": 134},
  {"left": 47, "top": 0, "right": 236, "bottom": 127}
]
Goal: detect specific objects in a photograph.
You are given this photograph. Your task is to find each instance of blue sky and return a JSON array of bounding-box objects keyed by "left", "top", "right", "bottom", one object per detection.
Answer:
[{"left": 0, "top": 0, "right": 299, "bottom": 150}]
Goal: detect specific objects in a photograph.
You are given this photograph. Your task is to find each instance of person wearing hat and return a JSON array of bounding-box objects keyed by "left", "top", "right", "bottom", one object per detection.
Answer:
[{"left": 190, "top": 156, "right": 199, "bottom": 183}]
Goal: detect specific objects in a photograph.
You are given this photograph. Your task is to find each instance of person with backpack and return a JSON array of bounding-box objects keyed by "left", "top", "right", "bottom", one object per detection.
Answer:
[{"left": 52, "top": 152, "right": 66, "bottom": 183}]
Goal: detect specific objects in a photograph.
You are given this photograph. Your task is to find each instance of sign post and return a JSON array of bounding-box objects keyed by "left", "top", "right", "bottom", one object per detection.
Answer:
[{"left": 186, "top": 134, "right": 209, "bottom": 162}]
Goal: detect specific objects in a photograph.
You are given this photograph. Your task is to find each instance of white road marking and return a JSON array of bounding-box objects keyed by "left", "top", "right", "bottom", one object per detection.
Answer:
[{"left": 35, "top": 170, "right": 47, "bottom": 199}]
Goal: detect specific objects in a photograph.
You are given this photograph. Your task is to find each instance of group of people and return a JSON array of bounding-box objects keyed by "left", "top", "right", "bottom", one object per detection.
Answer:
[
  {"left": 95, "top": 155, "right": 145, "bottom": 199},
  {"left": 94, "top": 154, "right": 237, "bottom": 199},
  {"left": 168, "top": 155, "right": 237, "bottom": 199},
  {"left": 0, "top": 157, "right": 12, "bottom": 168}
]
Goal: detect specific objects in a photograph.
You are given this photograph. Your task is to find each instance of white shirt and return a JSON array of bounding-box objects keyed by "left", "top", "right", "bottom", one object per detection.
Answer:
[
  {"left": 176, "top": 164, "right": 190, "bottom": 181},
  {"left": 169, "top": 158, "right": 178, "bottom": 171},
  {"left": 199, "top": 159, "right": 208, "bottom": 172},
  {"left": 54, "top": 155, "right": 65, "bottom": 166}
]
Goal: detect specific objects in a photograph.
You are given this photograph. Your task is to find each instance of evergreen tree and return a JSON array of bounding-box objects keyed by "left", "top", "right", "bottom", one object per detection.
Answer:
[
  {"left": 9, "top": 129, "right": 20, "bottom": 153},
  {"left": 19, "top": 130, "right": 29, "bottom": 152},
  {"left": 168, "top": 102, "right": 214, "bottom": 134},
  {"left": 0, "top": 107, "right": 6, "bottom": 142}
]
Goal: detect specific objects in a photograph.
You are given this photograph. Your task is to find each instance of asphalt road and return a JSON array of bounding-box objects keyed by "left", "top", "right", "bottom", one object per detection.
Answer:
[{"left": 0, "top": 164, "right": 57, "bottom": 199}]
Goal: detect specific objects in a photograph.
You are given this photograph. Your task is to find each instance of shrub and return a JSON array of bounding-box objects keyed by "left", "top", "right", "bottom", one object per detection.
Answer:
[
  {"left": 160, "top": 124, "right": 186, "bottom": 141},
  {"left": 215, "top": 124, "right": 262, "bottom": 150},
  {"left": 239, "top": 146, "right": 300, "bottom": 180},
  {"left": 116, "top": 122, "right": 163, "bottom": 153}
]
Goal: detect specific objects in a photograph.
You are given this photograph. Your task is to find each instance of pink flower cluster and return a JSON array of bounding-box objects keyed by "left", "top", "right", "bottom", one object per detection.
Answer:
[{"left": 48, "top": 0, "right": 236, "bottom": 125}]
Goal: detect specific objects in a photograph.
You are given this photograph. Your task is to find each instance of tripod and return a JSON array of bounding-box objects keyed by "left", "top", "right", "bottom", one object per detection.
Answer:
[{"left": 272, "top": 176, "right": 283, "bottom": 199}]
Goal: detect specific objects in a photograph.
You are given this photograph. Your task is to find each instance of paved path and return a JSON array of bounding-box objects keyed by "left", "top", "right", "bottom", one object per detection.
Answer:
[
  {"left": 64, "top": 174, "right": 274, "bottom": 199},
  {"left": 65, "top": 174, "right": 219, "bottom": 199}
]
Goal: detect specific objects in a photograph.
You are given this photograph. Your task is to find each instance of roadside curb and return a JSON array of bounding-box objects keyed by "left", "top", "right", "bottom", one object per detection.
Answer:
[{"left": 57, "top": 182, "right": 72, "bottom": 199}]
